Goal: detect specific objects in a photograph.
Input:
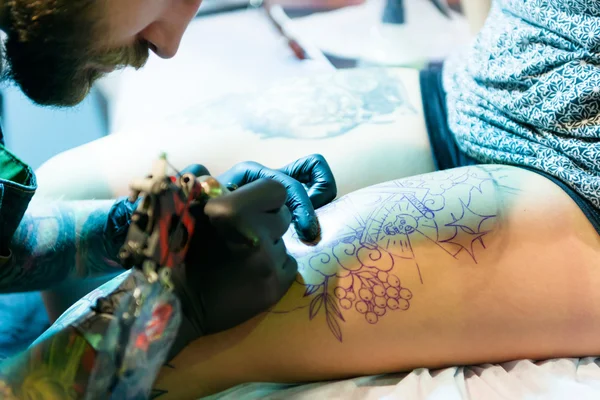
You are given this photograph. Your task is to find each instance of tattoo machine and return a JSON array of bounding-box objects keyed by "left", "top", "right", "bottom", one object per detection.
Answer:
[{"left": 82, "top": 154, "right": 226, "bottom": 399}]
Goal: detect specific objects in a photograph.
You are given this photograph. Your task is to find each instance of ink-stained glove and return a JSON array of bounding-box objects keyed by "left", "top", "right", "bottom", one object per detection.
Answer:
[
  {"left": 167, "top": 174, "right": 298, "bottom": 360},
  {"left": 217, "top": 154, "right": 337, "bottom": 242}
]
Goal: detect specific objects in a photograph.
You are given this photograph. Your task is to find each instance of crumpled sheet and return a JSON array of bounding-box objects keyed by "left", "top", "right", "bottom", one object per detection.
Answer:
[{"left": 204, "top": 358, "right": 600, "bottom": 400}]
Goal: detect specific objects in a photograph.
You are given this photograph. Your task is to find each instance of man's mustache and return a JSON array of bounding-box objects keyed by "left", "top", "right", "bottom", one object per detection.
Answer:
[{"left": 96, "top": 39, "right": 150, "bottom": 70}]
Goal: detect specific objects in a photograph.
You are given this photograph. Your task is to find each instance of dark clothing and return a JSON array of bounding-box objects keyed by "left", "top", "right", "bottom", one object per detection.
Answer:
[
  {"left": 0, "top": 124, "right": 42, "bottom": 361},
  {"left": 0, "top": 126, "right": 36, "bottom": 261}
]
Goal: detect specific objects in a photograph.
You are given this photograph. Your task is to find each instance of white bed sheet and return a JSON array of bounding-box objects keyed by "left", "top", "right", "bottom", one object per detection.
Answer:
[{"left": 204, "top": 358, "right": 600, "bottom": 400}]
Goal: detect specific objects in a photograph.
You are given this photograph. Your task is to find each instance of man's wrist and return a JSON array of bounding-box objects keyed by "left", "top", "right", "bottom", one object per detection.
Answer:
[{"left": 103, "top": 196, "right": 143, "bottom": 264}]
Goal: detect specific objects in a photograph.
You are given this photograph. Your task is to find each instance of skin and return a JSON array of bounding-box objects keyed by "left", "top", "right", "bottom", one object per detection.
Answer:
[
  {"left": 103, "top": 0, "right": 203, "bottom": 60},
  {"left": 41, "top": 164, "right": 600, "bottom": 399},
  {"left": 0, "top": 0, "right": 203, "bottom": 105},
  {"left": 159, "top": 165, "right": 599, "bottom": 398},
  {"left": 460, "top": 0, "right": 491, "bottom": 33},
  {"left": 35, "top": 68, "right": 433, "bottom": 201},
  {"left": 36, "top": 67, "right": 435, "bottom": 320}
]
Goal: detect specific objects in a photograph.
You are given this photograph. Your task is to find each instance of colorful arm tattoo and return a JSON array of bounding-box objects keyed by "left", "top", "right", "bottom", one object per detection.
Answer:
[
  {"left": 0, "top": 328, "right": 97, "bottom": 399},
  {"left": 0, "top": 200, "right": 124, "bottom": 293}
]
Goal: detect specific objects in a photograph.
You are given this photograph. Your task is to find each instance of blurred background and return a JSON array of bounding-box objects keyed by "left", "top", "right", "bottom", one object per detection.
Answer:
[{"left": 0, "top": 0, "right": 486, "bottom": 170}]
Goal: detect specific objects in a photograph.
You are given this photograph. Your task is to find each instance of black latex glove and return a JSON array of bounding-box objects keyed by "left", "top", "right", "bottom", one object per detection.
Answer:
[
  {"left": 103, "top": 176, "right": 297, "bottom": 361},
  {"left": 217, "top": 154, "right": 337, "bottom": 242},
  {"left": 167, "top": 176, "right": 297, "bottom": 360},
  {"left": 102, "top": 157, "right": 332, "bottom": 361}
]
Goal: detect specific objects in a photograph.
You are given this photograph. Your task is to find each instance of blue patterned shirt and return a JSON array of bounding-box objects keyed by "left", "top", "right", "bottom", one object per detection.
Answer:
[{"left": 444, "top": 0, "right": 600, "bottom": 208}]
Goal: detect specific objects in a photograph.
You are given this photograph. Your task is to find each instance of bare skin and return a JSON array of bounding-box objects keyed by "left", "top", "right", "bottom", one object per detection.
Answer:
[
  {"left": 0, "top": 1, "right": 497, "bottom": 397},
  {"left": 42, "top": 164, "right": 600, "bottom": 398},
  {"left": 460, "top": 0, "right": 491, "bottom": 33},
  {"left": 152, "top": 164, "right": 600, "bottom": 398}
]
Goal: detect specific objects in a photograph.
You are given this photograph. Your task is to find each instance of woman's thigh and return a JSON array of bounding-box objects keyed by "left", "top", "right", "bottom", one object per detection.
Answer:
[
  {"left": 34, "top": 67, "right": 434, "bottom": 200},
  {"left": 153, "top": 165, "right": 600, "bottom": 398}
]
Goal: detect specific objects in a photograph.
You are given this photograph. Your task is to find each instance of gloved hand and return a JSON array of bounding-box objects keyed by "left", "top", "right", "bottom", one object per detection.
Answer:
[
  {"left": 102, "top": 167, "right": 298, "bottom": 362},
  {"left": 167, "top": 176, "right": 297, "bottom": 359},
  {"left": 102, "top": 154, "right": 335, "bottom": 361},
  {"left": 103, "top": 154, "right": 337, "bottom": 256},
  {"left": 217, "top": 154, "right": 337, "bottom": 242}
]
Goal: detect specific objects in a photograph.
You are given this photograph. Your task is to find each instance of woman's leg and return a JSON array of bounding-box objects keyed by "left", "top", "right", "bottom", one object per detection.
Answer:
[
  {"left": 34, "top": 67, "right": 434, "bottom": 201},
  {"left": 148, "top": 165, "right": 600, "bottom": 398}
]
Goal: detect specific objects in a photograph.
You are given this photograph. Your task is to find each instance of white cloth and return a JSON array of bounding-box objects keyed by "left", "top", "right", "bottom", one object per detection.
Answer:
[{"left": 204, "top": 358, "right": 600, "bottom": 400}]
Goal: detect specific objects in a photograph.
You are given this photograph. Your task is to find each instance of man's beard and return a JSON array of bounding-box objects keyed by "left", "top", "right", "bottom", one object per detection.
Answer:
[{"left": 2, "top": 0, "right": 150, "bottom": 107}]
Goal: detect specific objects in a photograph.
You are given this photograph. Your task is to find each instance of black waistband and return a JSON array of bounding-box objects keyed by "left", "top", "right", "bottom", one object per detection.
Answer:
[{"left": 419, "top": 64, "right": 477, "bottom": 171}]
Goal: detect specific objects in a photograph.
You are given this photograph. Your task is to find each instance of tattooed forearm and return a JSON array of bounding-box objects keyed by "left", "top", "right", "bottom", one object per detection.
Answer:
[
  {"left": 0, "top": 328, "right": 96, "bottom": 399},
  {"left": 277, "top": 166, "right": 518, "bottom": 341},
  {"left": 0, "top": 200, "right": 123, "bottom": 293}
]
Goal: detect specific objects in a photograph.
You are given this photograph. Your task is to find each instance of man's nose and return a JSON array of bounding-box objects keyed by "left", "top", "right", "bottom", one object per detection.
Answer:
[{"left": 141, "top": 0, "right": 203, "bottom": 59}]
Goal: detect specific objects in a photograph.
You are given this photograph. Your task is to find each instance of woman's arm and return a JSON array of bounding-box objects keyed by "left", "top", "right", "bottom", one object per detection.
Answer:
[
  {"left": 1, "top": 200, "right": 124, "bottom": 293},
  {"left": 152, "top": 164, "right": 600, "bottom": 398},
  {"left": 34, "top": 68, "right": 434, "bottom": 201}
]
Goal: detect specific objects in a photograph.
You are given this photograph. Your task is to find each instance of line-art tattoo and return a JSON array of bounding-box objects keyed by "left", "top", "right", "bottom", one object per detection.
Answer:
[
  {"left": 170, "top": 69, "right": 417, "bottom": 140},
  {"left": 25, "top": 167, "right": 516, "bottom": 396},
  {"left": 277, "top": 167, "right": 511, "bottom": 341}
]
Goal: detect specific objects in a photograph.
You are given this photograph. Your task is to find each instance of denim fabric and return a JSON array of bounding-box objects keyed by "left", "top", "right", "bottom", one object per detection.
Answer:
[
  {"left": 0, "top": 126, "right": 46, "bottom": 361},
  {"left": 0, "top": 148, "right": 37, "bottom": 256}
]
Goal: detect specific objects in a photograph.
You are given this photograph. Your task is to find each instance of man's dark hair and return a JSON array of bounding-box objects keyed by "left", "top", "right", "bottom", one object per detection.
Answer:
[{"left": 1, "top": 0, "right": 148, "bottom": 106}]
